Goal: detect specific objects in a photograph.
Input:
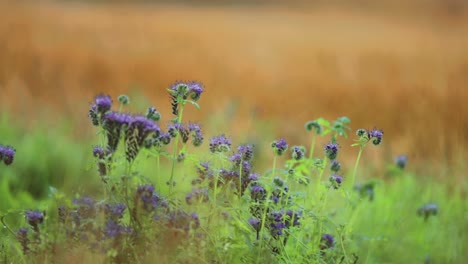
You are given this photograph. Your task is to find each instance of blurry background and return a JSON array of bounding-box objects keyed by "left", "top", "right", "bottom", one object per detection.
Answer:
[{"left": 0, "top": 0, "right": 466, "bottom": 197}]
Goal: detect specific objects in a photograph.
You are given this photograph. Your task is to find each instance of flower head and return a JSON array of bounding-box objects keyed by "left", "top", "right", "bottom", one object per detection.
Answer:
[
  {"left": 330, "top": 160, "right": 341, "bottom": 172},
  {"left": 146, "top": 106, "right": 161, "bottom": 121},
  {"left": 271, "top": 138, "right": 288, "bottom": 156},
  {"left": 94, "top": 94, "right": 112, "bottom": 114},
  {"left": 329, "top": 175, "right": 343, "bottom": 189},
  {"left": 187, "top": 81, "right": 204, "bottom": 101},
  {"left": 291, "top": 145, "right": 305, "bottom": 160},
  {"left": 209, "top": 134, "right": 231, "bottom": 153},
  {"left": 25, "top": 211, "right": 44, "bottom": 230},
  {"left": 368, "top": 128, "right": 384, "bottom": 146},
  {"left": 324, "top": 143, "right": 339, "bottom": 160},
  {"left": 321, "top": 234, "right": 335, "bottom": 249},
  {"left": 0, "top": 144, "right": 16, "bottom": 165}
]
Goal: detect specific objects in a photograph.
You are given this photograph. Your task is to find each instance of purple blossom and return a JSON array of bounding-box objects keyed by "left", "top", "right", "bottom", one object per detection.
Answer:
[
  {"left": 209, "top": 134, "right": 231, "bottom": 153},
  {"left": 330, "top": 160, "right": 341, "bottom": 172},
  {"left": 291, "top": 146, "right": 305, "bottom": 160},
  {"left": 105, "top": 220, "right": 131, "bottom": 238},
  {"left": 272, "top": 138, "right": 288, "bottom": 156},
  {"left": 324, "top": 143, "right": 339, "bottom": 160},
  {"left": 395, "top": 155, "right": 408, "bottom": 169},
  {"left": 16, "top": 228, "right": 29, "bottom": 254},
  {"left": 237, "top": 144, "right": 254, "bottom": 161},
  {"left": 25, "top": 211, "right": 44, "bottom": 230},
  {"left": 105, "top": 203, "right": 127, "bottom": 220},
  {"left": 94, "top": 94, "right": 112, "bottom": 114},
  {"left": 0, "top": 144, "right": 15, "bottom": 166},
  {"left": 136, "top": 185, "right": 163, "bottom": 212},
  {"left": 158, "top": 132, "right": 172, "bottom": 145},
  {"left": 368, "top": 128, "right": 384, "bottom": 146},
  {"left": 249, "top": 218, "right": 261, "bottom": 231},
  {"left": 187, "top": 81, "right": 204, "bottom": 101},
  {"left": 196, "top": 162, "right": 213, "bottom": 180},
  {"left": 251, "top": 184, "right": 266, "bottom": 201},
  {"left": 321, "top": 234, "right": 335, "bottom": 249},
  {"left": 329, "top": 175, "right": 344, "bottom": 189}
]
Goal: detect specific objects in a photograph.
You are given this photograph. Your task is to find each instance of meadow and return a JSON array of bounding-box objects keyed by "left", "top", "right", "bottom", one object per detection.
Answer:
[{"left": 0, "top": 1, "right": 467, "bottom": 263}]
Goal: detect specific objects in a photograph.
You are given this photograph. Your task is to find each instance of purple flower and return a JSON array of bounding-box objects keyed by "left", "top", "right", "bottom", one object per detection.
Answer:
[
  {"left": 92, "top": 146, "right": 111, "bottom": 159},
  {"left": 16, "top": 228, "right": 29, "bottom": 254},
  {"left": 158, "top": 132, "right": 171, "bottom": 145},
  {"left": 105, "top": 203, "right": 127, "bottom": 220},
  {"left": 25, "top": 211, "right": 44, "bottom": 230},
  {"left": 137, "top": 185, "right": 163, "bottom": 212},
  {"left": 196, "top": 162, "right": 213, "bottom": 180},
  {"left": 324, "top": 143, "right": 339, "bottom": 160},
  {"left": 189, "top": 124, "right": 203, "bottom": 147},
  {"left": 187, "top": 81, "right": 204, "bottom": 101},
  {"left": 249, "top": 218, "right": 261, "bottom": 231},
  {"left": 105, "top": 220, "right": 131, "bottom": 238},
  {"left": 251, "top": 184, "right": 266, "bottom": 201},
  {"left": 321, "top": 234, "right": 335, "bottom": 249},
  {"left": 368, "top": 128, "right": 384, "bottom": 146},
  {"left": 417, "top": 203, "right": 438, "bottom": 221},
  {"left": 209, "top": 135, "right": 231, "bottom": 153},
  {"left": 291, "top": 146, "right": 305, "bottom": 160},
  {"left": 237, "top": 144, "right": 254, "bottom": 161},
  {"left": 0, "top": 144, "right": 15, "bottom": 166},
  {"left": 186, "top": 188, "right": 210, "bottom": 205},
  {"left": 102, "top": 111, "right": 132, "bottom": 151},
  {"left": 395, "top": 155, "right": 407, "bottom": 169},
  {"left": 94, "top": 94, "right": 112, "bottom": 114},
  {"left": 329, "top": 175, "right": 343, "bottom": 189},
  {"left": 271, "top": 138, "right": 288, "bottom": 156},
  {"left": 330, "top": 160, "right": 341, "bottom": 172}
]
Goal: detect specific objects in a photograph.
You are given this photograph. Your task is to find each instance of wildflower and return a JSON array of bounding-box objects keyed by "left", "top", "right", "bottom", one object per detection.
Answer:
[
  {"left": 249, "top": 218, "right": 261, "bottom": 231},
  {"left": 16, "top": 228, "right": 29, "bottom": 254},
  {"left": 417, "top": 203, "right": 438, "bottom": 221},
  {"left": 117, "top": 94, "right": 130, "bottom": 105},
  {"left": 305, "top": 120, "right": 322, "bottom": 134},
  {"left": 187, "top": 81, "right": 204, "bottom": 101},
  {"left": 158, "top": 132, "right": 171, "bottom": 145},
  {"left": 251, "top": 184, "right": 267, "bottom": 202},
  {"left": 238, "top": 144, "right": 254, "bottom": 161},
  {"left": 94, "top": 94, "right": 112, "bottom": 114},
  {"left": 105, "top": 203, "right": 127, "bottom": 220},
  {"left": 356, "top": 128, "right": 367, "bottom": 138},
  {"left": 368, "top": 128, "right": 384, "bottom": 146},
  {"left": 0, "top": 144, "right": 15, "bottom": 165},
  {"left": 25, "top": 211, "right": 44, "bottom": 232},
  {"left": 196, "top": 162, "right": 213, "bottom": 180},
  {"left": 103, "top": 111, "right": 132, "bottom": 151},
  {"left": 189, "top": 123, "right": 204, "bottom": 147},
  {"left": 105, "top": 220, "right": 131, "bottom": 238},
  {"left": 329, "top": 175, "right": 343, "bottom": 189},
  {"left": 330, "top": 160, "right": 341, "bottom": 172},
  {"left": 320, "top": 234, "right": 335, "bottom": 250},
  {"left": 125, "top": 115, "right": 160, "bottom": 162},
  {"left": 291, "top": 146, "right": 305, "bottom": 160},
  {"left": 285, "top": 210, "right": 301, "bottom": 227},
  {"left": 136, "top": 185, "right": 163, "bottom": 212},
  {"left": 209, "top": 134, "right": 231, "bottom": 153},
  {"left": 146, "top": 106, "right": 161, "bottom": 121},
  {"left": 186, "top": 188, "right": 209, "bottom": 205},
  {"left": 269, "top": 211, "right": 286, "bottom": 237},
  {"left": 395, "top": 155, "right": 408, "bottom": 169},
  {"left": 271, "top": 138, "right": 288, "bottom": 156},
  {"left": 324, "top": 143, "right": 339, "bottom": 160}
]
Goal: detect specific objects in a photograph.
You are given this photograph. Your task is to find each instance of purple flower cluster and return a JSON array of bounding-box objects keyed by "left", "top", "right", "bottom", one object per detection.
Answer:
[
  {"left": 25, "top": 210, "right": 44, "bottom": 232},
  {"left": 169, "top": 81, "right": 204, "bottom": 116},
  {"left": 136, "top": 185, "right": 165, "bottom": 212},
  {"left": 320, "top": 234, "right": 335, "bottom": 250},
  {"left": 271, "top": 138, "right": 288, "bottom": 156},
  {"left": 268, "top": 210, "right": 301, "bottom": 237},
  {"left": 105, "top": 220, "right": 131, "bottom": 238},
  {"left": 324, "top": 143, "right": 339, "bottom": 160},
  {"left": 291, "top": 146, "right": 305, "bottom": 160},
  {"left": 356, "top": 128, "right": 384, "bottom": 146},
  {"left": 209, "top": 134, "right": 231, "bottom": 153},
  {"left": 330, "top": 160, "right": 341, "bottom": 172},
  {"left": 88, "top": 94, "right": 112, "bottom": 126},
  {"left": 104, "top": 203, "right": 127, "bottom": 221},
  {"left": 186, "top": 188, "right": 209, "bottom": 205},
  {"left": 329, "top": 174, "right": 344, "bottom": 189},
  {"left": 146, "top": 106, "right": 161, "bottom": 121},
  {"left": 0, "top": 144, "right": 15, "bottom": 165}
]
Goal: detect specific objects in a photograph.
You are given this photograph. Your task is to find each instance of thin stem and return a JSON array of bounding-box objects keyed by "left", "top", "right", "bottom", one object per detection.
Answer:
[
  {"left": 238, "top": 159, "right": 243, "bottom": 200},
  {"left": 351, "top": 146, "right": 364, "bottom": 188},
  {"left": 258, "top": 154, "right": 277, "bottom": 254},
  {"left": 317, "top": 157, "right": 328, "bottom": 187},
  {"left": 0, "top": 215, "right": 16, "bottom": 237},
  {"left": 168, "top": 103, "right": 185, "bottom": 195},
  {"left": 309, "top": 133, "right": 317, "bottom": 160}
]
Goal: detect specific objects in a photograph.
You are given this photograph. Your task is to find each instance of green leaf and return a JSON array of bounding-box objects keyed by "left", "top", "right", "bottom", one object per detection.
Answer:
[
  {"left": 186, "top": 100, "right": 200, "bottom": 109},
  {"left": 316, "top": 118, "right": 330, "bottom": 128}
]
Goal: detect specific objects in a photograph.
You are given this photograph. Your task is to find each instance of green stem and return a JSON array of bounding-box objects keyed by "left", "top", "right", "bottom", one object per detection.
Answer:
[
  {"left": 238, "top": 159, "right": 243, "bottom": 200},
  {"left": 308, "top": 133, "right": 317, "bottom": 160},
  {"left": 0, "top": 215, "right": 16, "bottom": 237},
  {"left": 351, "top": 146, "right": 364, "bottom": 188},
  {"left": 258, "top": 155, "right": 277, "bottom": 250},
  {"left": 168, "top": 103, "right": 185, "bottom": 195},
  {"left": 317, "top": 157, "right": 328, "bottom": 187}
]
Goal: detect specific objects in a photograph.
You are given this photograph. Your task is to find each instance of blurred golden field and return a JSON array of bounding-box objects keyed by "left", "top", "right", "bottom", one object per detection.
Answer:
[{"left": 0, "top": 1, "right": 466, "bottom": 178}]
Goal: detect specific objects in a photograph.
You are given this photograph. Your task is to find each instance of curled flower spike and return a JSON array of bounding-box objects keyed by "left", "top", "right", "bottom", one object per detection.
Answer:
[
  {"left": 146, "top": 106, "right": 161, "bottom": 121},
  {"left": 209, "top": 134, "right": 231, "bottom": 153},
  {"left": 320, "top": 234, "right": 335, "bottom": 250},
  {"left": 291, "top": 146, "right": 305, "bottom": 160},
  {"left": 330, "top": 160, "right": 341, "bottom": 172},
  {"left": 356, "top": 128, "right": 367, "bottom": 138},
  {"left": 117, "top": 94, "right": 130, "bottom": 105},
  {"left": 187, "top": 81, "right": 204, "bottom": 101},
  {"left": 395, "top": 155, "right": 408, "bottom": 169},
  {"left": 368, "top": 128, "right": 384, "bottom": 146},
  {"left": 305, "top": 120, "right": 322, "bottom": 134},
  {"left": 329, "top": 175, "right": 343, "bottom": 189},
  {"left": 94, "top": 94, "right": 112, "bottom": 115},
  {"left": 0, "top": 144, "right": 16, "bottom": 165},
  {"left": 271, "top": 138, "right": 288, "bottom": 156},
  {"left": 324, "top": 143, "right": 339, "bottom": 160}
]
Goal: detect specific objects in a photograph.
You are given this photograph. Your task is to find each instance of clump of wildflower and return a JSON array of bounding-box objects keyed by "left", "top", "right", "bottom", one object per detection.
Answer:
[
  {"left": 73, "top": 197, "right": 96, "bottom": 219},
  {"left": 249, "top": 218, "right": 261, "bottom": 240},
  {"left": 135, "top": 185, "right": 165, "bottom": 212},
  {"left": 88, "top": 95, "right": 112, "bottom": 126},
  {"left": 305, "top": 120, "right": 322, "bottom": 134},
  {"left": 158, "top": 132, "right": 172, "bottom": 146},
  {"left": 105, "top": 220, "right": 131, "bottom": 238},
  {"left": 92, "top": 146, "right": 112, "bottom": 177},
  {"left": 324, "top": 143, "right": 339, "bottom": 160},
  {"left": 146, "top": 106, "right": 161, "bottom": 121},
  {"left": 104, "top": 203, "right": 127, "bottom": 221},
  {"left": 417, "top": 203, "right": 438, "bottom": 221},
  {"left": 395, "top": 155, "right": 408, "bottom": 169},
  {"left": 0, "top": 144, "right": 16, "bottom": 166},
  {"left": 330, "top": 160, "right": 341, "bottom": 172},
  {"left": 169, "top": 81, "right": 204, "bottom": 115},
  {"left": 125, "top": 115, "right": 160, "bottom": 162},
  {"left": 209, "top": 134, "right": 231, "bottom": 153},
  {"left": 195, "top": 162, "right": 214, "bottom": 181},
  {"left": 186, "top": 188, "right": 209, "bottom": 205},
  {"left": 329, "top": 175, "right": 343, "bottom": 189},
  {"left": 271, "top": 138, "right": 288, "bottom": 156},
  {"left": 291, "top": 145, "right": 305, "bottom": 160},
  {"left": 117, "top": 94, "right": 130, "bottom": 105},
  {"left": 238, "top": 144, "right": 254, "bottom": 161},
  {"left": 251, "top": 184, "right": 267, "bottom": 202},
  {"left": 16, "top": 228, "right": 29, "bottom": 254},
  {"left": 188, "top": 123, "right": 204, "bottom": 147},
  {"left": 320, "top": 234, "right": 335, "bottom": 250},
  {"left": 25, "top": 210, "right": 44, "bottom": 233},
  {"left": 268, "top": 210, "right": 301, "bottom": 238},
  {"left": 102, "top": 111, "right": 132, "bottom": 151}
]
